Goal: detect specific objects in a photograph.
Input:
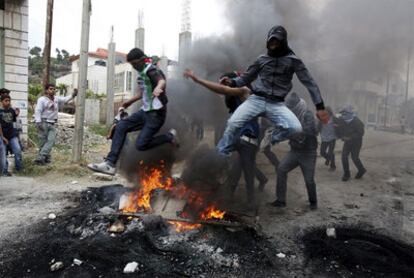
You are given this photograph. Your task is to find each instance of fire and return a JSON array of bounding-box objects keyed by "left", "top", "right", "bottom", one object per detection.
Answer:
[
  {"left": 121, "top": 162, "right": 226, "bottom": 232},
  {"left": 122, "top": 167, "right": 173, "bottom": 213},
  {"left": 168, "top": 221, "right": 202, "bottom": 233},
  {"left": 200, "top": 205, "right": 226, "bottom": 220}
]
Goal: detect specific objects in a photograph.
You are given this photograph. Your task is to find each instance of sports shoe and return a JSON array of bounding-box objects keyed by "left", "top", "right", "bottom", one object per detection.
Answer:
[
  {"left": 355, "top": 168, "right": 367, "bottom": 179},
  {"left": 342, "top": 175, "right": 351, "bottom": 182},
  {"left": 35, "top": 158, "right": 46, "bottom": 166},
  {"left": 87, "top": 161, "right": 116, "bottom": 175},
  {"left": 258, "top": 178, "right": 268, "bottom": 192},
  {"left": 169, "top": 129, "right": 180, "bottom": 148},
  {"left": 259, "top": 128, "right": 273, "bottom": 152},
  {"left": 268, "top": 200, "right": 286, "bottom": 208}
]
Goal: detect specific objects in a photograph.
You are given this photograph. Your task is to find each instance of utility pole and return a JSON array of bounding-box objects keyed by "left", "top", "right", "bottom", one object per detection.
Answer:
[
  {"left": 131, "top": 9, "right": 145, "bottom": 98},
  {"left": 42, "top": 0, "right": 54, "bottom": 88},
  {"left": 106, "top": 26, "right": 116, "bottom": 126},
  {"left": 72, "top": 0, "right": 91, "bottom": 163},
  {"left": 384, "top": 72, "right": 390, "bottom": 128}
]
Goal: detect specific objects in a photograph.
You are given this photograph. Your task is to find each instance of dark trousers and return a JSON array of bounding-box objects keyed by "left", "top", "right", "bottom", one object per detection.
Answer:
[
  {"left": 276, "top": 151, "right": 317, "bottom": 204},
  {"left": 342, "top": 138, "right": 365, "bottom": 175},
  {"left": 228, "top": 140, "right": 265, "bottom": 203},
  {"left": 106, "top": 109, "right": 171, "bottom": 165},
  {"left": 320, "top": 140, "right": 336, "bottom": 167},
  {"left": 263, "top": 145, "right": 279, "bottom": 168}
]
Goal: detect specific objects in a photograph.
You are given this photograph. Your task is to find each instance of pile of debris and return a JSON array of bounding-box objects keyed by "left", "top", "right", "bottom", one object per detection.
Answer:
[
  {"left": 0, "top": 185, "right": 281, "bottom": 277},
  {"left": 56, "top": 113, "right": 107, "bottom": 148}
]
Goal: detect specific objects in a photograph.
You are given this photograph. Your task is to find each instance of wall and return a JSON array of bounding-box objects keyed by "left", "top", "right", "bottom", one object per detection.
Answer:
[{"left": 0, "top": 0, "right": 29, "bottom": 137}]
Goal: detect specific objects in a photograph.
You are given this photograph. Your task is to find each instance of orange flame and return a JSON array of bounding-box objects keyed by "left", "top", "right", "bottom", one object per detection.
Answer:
[
  {"left": 121, "top": 162, "right": 226, "bottom": 233},
  {"left": 168, "top": 221, "right": 202, "bottom": 233},
  {"left": 200, "top": 205, "right": 226, "bottom": 220},
  {"left": 122, "top": 167, "right": 172, "bottom": 213}
]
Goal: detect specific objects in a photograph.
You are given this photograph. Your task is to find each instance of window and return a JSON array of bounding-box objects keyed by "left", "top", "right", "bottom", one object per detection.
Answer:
[
  {"left": 126, "top": 71, "right": 132, "bottom": 92},
  {"left": 114, "top": 72, "right": 125, "bottom": 93},
  {"left": 0, "top": 0, "right": 5, "bottom": 10}
]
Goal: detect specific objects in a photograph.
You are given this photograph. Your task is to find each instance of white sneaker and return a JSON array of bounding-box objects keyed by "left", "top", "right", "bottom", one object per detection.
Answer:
[
  {"left": 259, "top": 127, "right": 274, "bottom": 151},
  {"left": 169, "top": 129, "right": 180, "bottom": 148},
  {"left": 87, "top": 161, "right": 116, "bottom": 176}
]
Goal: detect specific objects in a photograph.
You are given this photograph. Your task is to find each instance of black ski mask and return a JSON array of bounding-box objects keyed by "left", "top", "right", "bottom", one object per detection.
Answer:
[{"left": 266, "top": 26, "right": 292, "bottom": 57}]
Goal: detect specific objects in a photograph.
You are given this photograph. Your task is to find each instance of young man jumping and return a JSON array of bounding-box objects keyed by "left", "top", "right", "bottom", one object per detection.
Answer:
[
  {"left": 219, "top": 26, "right": 328, "bottom": 155},
  {"left": 88, "top": 48, "right": 178, "bottom": 175},
  {"left": 184, "top": 69, "right": 269, "bottom": 207}
]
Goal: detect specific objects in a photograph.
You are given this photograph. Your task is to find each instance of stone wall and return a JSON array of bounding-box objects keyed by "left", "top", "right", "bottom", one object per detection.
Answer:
[{"left": 0, "top": 0, "right": 29, "bottom": 137}]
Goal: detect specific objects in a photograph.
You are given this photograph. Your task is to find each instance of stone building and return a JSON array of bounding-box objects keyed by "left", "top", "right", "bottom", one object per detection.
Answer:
[{"left": 0, "top": 0, "right": 29, "bottom": 137}]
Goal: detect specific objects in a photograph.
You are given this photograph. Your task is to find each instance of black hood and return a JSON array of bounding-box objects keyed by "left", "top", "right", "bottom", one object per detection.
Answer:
[{"left": 266, "top": 25, "right": 293, "bottom": 57}]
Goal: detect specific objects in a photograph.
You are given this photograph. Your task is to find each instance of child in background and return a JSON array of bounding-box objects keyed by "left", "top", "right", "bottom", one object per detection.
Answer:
[{"left": 0, "top": 94, "right": 23, "bottom": 176}]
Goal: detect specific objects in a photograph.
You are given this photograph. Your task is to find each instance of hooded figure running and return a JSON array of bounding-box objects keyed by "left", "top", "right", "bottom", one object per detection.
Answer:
[
  {"left": 335, "top": 105, "right": 366, "bottom": 182},
  {"left": 269, "top": 93, "right": 318, "bottom": 209},
  {"left": 219, "top": 26, "right": 328, "bottom": 156}
]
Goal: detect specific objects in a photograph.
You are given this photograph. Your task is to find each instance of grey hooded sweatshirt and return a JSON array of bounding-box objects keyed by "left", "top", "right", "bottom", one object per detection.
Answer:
[{"left": 232, "top": 26, "right": 324, "bottom": 110}]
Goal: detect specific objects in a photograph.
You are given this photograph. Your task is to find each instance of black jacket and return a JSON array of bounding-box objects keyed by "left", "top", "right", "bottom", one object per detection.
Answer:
[
  {"left": 289, "top": 110, "right": 318, "bottom": 152},
  {"left": 335, "top": 117, "right": 365, "bottom": 141}
]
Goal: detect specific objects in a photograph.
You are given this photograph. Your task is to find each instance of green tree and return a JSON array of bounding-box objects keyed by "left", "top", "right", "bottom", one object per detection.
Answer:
[
  {"left": 29, "top": 46, "right": 42, "bottom": 57},
  {"left": 56, "top": 83, "right": 68, "bottom": 96},
  {"left": 28, "top": 84, "right": 44, "bottom": 112}
]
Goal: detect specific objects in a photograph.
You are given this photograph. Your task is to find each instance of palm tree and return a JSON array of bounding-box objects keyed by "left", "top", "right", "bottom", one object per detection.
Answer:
[{"left": 56, "top": 83, "right": 68, "bottom": 96}]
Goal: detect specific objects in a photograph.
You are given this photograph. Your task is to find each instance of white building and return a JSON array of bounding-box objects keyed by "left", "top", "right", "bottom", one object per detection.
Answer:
[
  {"left": 57, "top": 48, "right": 179, "bottom": 103},
  {"left": 0, "top": 0, "right": 29, "bottom": 136},
  {"left": 56, "top": 48, "right": 133, "bottom": 100}
]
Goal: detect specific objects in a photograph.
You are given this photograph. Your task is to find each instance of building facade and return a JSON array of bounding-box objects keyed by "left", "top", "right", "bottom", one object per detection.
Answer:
[{"left": 0, "top": 0, "right": 29, "bottom": 136}]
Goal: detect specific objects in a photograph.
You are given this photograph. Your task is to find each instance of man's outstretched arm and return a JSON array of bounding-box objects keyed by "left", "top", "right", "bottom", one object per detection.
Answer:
[{"left": 184, "top": 69, "right": 249, "bottom": 97}]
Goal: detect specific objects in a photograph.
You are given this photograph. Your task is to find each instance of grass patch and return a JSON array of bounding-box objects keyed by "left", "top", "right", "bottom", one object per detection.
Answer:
[{"left": 88, "top": 124, "right": 110, "bottom": 137}]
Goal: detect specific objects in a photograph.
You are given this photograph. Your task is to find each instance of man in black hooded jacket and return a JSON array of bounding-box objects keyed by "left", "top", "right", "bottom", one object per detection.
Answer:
[
  {"left": 218, "top": 26, "right": 328, "bottom": 156},
  {"left": 269, "top": 93, "right": 318, "bottom": 209}
]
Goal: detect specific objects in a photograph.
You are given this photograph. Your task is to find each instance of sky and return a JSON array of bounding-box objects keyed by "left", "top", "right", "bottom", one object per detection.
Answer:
[{"left": 29, "top": 0, "right": 229, "bottom": 60}]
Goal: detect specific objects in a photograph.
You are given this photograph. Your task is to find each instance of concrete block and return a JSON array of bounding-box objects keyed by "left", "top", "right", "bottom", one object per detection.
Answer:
[
  {"left": 5, "top": 29, "right": 28, "bottom": 41},
  {"left": 5, "top": 37, "right": 28, "bottom": 49},
  {"left": 5, "top": 56, "right": 28, "bottom": 67},
  {"left": 5, "top": 73, "right": 28, "bottom": 84},
  {"left": 6, "top": 2, "right": 21, "bottom": 13},
  {"left": 4, "top": 11, "right": 12, "bottom": 29},
  {"left": 5, "top": 64, "right": 27, "bottom": 75},
  {"left": 12, "top": 13, "right": 22, "bottom": 30},
  {"left": 0, "top": 10, "right": 3, "bottom": 28},
  {"left": 5, "top": 47, "right": 28, "bottom": 58},
  {"left": 8, "top": 91, "right": 28, "bottom": 101},
  {"left": 4, "top": 82, "right": 27, "bottom": 92},
  {"left": 21, "top": 15, "right": 28, "bottom": 32}
]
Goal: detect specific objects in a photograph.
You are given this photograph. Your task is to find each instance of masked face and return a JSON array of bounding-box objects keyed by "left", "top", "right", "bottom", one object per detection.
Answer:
[
  {"left": 129, "top": 59, "right": 145, "bottom": 71},
  {"left": 267, "top": 37, "right": 281, "bottom": 51}
]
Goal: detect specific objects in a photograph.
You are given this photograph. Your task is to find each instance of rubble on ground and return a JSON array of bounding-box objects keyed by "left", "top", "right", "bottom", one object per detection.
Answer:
[{"left": 56, "top": 113, "right": 107, "bottom": 148}]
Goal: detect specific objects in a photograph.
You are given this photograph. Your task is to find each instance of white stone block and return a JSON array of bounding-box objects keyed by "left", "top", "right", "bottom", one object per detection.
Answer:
[
  {"left": 5, "top": 29, "right": 28, "bottom": 41},
  {"left": 13, "top": 13, "right": 22, "bottom": 30},
  {"left": 5, "top": 37, "right": 28, "bottom": 49},
  {"left": 5, "top": 73, "right": 28, "bottom": 84},
  {"left": 4, "top": 82, "right": 27, "bottom": 92},
  {"left": 21, "top": 15, "right": 28, "bottom": 32},
  {"left": 5, "top": 56, "right": 28, "bottom": 67},
  {"left": 0, "top": 10, "right": 4, "bottom": 28},
  {"left": 4, "top": 11, "right": 12, "bottom": 29},
  {"left": 5, "top": 47, "right": 28, "bottom": 58},
  {"left": 8, "top": 91, "right": 28, "bottom": 101},
  {"left": 5, "top": 64, "right": 27, "bottom": 75}
]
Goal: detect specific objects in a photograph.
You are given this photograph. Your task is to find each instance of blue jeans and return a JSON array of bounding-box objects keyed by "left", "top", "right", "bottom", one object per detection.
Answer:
[
  {"left": 106, "top": 109, "right": 172, "bottom": 166},
  {"left": 217, "top": 95, "right": 302, "bottom": 155},
  {"left": 2, "top": 136, "right": 23, "bottom": 174}
]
